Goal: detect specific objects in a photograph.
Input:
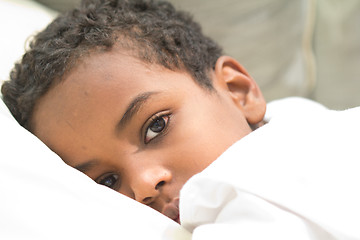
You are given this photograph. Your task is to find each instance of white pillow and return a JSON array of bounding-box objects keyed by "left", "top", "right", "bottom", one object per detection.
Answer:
[{"left": 0, "top": 99, "right": 190, "bottom": 239}]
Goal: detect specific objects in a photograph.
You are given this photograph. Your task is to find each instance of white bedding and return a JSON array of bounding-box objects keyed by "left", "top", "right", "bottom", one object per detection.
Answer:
[{"left": 180, "top": 98, "right": 360, "bottom": 240}]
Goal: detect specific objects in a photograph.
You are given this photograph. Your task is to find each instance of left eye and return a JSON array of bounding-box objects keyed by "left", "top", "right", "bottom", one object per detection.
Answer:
[
  {"left": 97, "top": 173, "right": 119, "bottom": 190},
  {"left": 144, "top": 114, "right": 170, "bottom": 144}
]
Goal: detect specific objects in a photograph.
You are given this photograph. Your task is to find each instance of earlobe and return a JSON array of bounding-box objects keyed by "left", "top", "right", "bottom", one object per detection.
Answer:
[{"left": 214, "top": 56, "right": 266, "bottom": 125}]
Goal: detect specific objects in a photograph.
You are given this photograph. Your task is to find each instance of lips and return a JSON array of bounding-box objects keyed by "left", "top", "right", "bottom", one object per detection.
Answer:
[{"left": 162, "top": 197, "right": 180, "bottom": 224}]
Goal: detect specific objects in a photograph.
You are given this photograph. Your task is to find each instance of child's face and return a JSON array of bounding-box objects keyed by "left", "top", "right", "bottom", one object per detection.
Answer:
[{"left": 31, "top": 49, "right": 265, "bottom": 223}]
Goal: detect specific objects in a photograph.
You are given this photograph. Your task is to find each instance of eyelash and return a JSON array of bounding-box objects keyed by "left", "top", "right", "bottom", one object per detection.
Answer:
[{"left": 144, "top": 111, "right": 171, "bottom": 144}]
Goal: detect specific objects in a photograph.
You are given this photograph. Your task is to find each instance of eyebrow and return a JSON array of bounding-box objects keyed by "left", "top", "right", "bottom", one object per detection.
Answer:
[
  {"left": 74, "top": 92, "right": 159, "bottom": 174},
  {"left": 74, "top": 160, "right": 99, "bottom": 173},
  {"left": 117, "top": 91, "right": 159, "bottom": 131}
]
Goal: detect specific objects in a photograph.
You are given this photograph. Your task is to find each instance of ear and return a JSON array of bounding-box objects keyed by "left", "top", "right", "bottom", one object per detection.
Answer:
[{"left": 213, "top": 56, "right": 266, "bottom": 125}]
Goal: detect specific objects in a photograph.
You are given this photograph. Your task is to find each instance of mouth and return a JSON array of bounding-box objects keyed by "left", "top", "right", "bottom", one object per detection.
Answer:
[{"left": 162, "top": 197, "right": 180, "bottom": 224}]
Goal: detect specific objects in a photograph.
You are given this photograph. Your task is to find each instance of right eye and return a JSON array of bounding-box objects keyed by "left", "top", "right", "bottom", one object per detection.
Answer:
[
  {"left": 144, "top": 113, "right": 170, "bottom": 144},
  {"left": 96, "top": 173, "right": 120, "bottom": 190}
]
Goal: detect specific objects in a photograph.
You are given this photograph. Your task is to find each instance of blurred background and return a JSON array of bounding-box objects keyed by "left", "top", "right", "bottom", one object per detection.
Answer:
[{"left": 1, "top": 0, "right": 359, "bottom": 109}]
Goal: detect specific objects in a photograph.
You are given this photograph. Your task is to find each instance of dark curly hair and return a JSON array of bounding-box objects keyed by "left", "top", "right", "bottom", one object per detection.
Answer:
[{"left": 1, "top": 0, "right": 223, "bottom": 131}]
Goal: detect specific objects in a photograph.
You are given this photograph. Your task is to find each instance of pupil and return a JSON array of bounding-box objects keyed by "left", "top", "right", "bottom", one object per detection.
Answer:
[
  {"left": 101, "top": 176, "right": 116, "bottom": 187},
  {"left": 150, "top": 118, "right": 165, "bottom": 132}
]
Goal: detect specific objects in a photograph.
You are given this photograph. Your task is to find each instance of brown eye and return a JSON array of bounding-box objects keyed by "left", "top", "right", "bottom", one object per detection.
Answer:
[
  {"left": 145, "top": 115, "right": 169, "bottom": 143},
  {"left": 97, "top": 174, "right": 119, "bottom": 189}
]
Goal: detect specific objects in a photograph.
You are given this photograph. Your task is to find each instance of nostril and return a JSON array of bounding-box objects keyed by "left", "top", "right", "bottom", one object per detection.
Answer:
[
  {"left": 155, "top": 180, "right": 165, "bottom": 190},
  {"left": 140, "top": 181, "right": 166, "bottom": 205},
  {"left": 142, "top": 197, "right": 153, "bottom": 205}
]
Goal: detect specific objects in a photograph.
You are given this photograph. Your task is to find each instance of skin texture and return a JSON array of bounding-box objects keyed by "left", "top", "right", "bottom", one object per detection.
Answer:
[{"left": 31, "top": 48, "right": 266, "bottom": 223}]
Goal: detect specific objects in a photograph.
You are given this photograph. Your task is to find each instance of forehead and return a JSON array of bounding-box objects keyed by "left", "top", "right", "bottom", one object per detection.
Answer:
[
  {"left": 63, "top": 49, "right": 187, "bottom": 93},
  {"left": 34, "top": 48, "right": 197, "bottom": 112},
  {"left": 31, "top": 49, "right": 206, "bottom": 148}
]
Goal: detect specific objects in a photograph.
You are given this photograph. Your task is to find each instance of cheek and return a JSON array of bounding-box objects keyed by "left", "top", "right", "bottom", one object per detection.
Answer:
[
  {"left": 168, "top": 125, "right": 229, "bottom": 179},
  {"left": 167, "top": 97, "right": 251, "bottom": 180},
  {"left": 191, "top": 105, "right": 250, "bottom": 154}
]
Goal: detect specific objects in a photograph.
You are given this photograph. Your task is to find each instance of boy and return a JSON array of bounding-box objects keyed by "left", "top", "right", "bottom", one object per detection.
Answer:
[
  {"left": 2, "top": 1, "right": 360, "bottom": 238},
  {"left": 1, "top": 0, "right": 266, "bottom": 224}
]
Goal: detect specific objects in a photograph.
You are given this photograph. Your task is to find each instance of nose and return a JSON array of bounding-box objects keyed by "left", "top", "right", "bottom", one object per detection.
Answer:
[{"left": 130, "top": 167, "right": 172, "bottom": 205}]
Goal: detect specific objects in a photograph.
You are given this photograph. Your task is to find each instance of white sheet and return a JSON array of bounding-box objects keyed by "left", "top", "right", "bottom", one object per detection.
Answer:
[{"left": 180, "top": 98, "right": 360, "bottom": 240}]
